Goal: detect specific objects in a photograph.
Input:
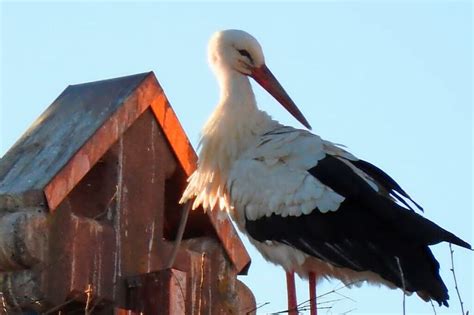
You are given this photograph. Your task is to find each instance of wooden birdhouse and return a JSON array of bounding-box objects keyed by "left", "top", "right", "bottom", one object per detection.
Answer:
[{"left": 0, "top": 72, "right": 255, "bottom": 314}]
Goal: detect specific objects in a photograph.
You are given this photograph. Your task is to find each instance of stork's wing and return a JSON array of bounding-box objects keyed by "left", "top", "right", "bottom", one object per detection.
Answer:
[
  {"left": 323, "top": 140, "right": 423, "bottom": 211},
  {"left": 229, "top": 127, "right": 345, "bottom": 222},
  {"left": 229, "top": 126, "right": 471, "bottom": 306}
]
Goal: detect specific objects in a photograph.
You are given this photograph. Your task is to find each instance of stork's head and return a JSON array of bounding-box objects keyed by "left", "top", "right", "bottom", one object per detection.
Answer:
[
  {"left": 208, "top": 29, "right": 264, "bottom": 74},
  {"left": 208, "top": 29, "right": 311, "bottom": 130}
]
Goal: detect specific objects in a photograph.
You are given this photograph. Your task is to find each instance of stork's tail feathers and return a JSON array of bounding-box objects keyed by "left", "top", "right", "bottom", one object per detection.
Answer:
[
  {"left": 386, "top": 205, "right": 471, "bottom": 307},
  {"left": 373, "top": 193, "right": 472, "bottom": 251},
  {"left": 411, "top": 209, "right": 472, "bottom": 250},
  {"left": 442, "top": 232, "right": 471, "bottom": 250},
  {"left": 394, "top": 247, "right": 450, "bottom": 307}
]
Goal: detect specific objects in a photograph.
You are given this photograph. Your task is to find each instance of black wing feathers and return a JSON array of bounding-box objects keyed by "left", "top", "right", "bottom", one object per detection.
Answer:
[
  {"left": 245, "top": 204, "right": 450, "bottom": 306},
  {"left": 309, "top": 155, "right": 470, "bottom": 249},
  {"left": 245, "top": 154, "right": 471, "bottom": 307},
  {"left": 349, "top": 158, "right": 423, "bottom": 211}
]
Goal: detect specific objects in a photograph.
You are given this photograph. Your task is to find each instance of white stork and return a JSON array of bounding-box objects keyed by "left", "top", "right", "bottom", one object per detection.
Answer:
[{"left": 180, "top": 29, "right": 471, "bottom": 314}]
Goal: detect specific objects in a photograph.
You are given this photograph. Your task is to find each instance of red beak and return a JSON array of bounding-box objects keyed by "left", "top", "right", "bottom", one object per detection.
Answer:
[{"left": 250, "top": 64, "right": 311, "bottom": 130}]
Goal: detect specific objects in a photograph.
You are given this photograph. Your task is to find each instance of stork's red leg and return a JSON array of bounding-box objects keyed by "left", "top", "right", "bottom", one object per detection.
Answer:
[
  {"left": 309, "top": 271, "right": 317, "bottom": 315},
  {"left": 286, "top": 271, "right": 298, "bottom": 315}
]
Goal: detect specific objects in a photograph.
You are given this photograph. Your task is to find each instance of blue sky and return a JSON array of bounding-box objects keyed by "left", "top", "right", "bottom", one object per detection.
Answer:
[{"left": 1, "top": 1, "right": 472, "bottom": 314}]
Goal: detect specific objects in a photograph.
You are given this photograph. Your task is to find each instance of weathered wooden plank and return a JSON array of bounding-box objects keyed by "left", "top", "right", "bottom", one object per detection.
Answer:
[
  {"left": 114, "top": 109, "right": 175, "bottom": 277},
  {"left": 121, "top": 269, "right": 187, "bottom": 315},
  {"left": 45, "top": 205, "right": 115, "bottom": 306},
  {"left": 0, "top": 72, "right": 153, "bottom": 197},
  {"left": 119, "top": 238, "right": 256, "bottom": 315},
  {"left": 180, "top": 237, "right": 256, "bottom": 314}
]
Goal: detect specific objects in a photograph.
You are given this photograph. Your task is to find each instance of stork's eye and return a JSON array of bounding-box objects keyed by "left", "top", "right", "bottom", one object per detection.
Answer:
[{"left": 238, "top": 49, "right": 254, "bottom": 63}]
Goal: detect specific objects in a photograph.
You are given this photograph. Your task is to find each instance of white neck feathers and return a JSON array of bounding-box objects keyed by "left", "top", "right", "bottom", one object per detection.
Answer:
[{"left": 181, "top": 70, "right": 277, "bottom": 211}]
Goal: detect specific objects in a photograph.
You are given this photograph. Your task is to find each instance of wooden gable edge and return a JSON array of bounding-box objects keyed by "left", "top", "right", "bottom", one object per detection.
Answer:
[{"left": 43, "top": 72, "right": 251, "bottom": 274}]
